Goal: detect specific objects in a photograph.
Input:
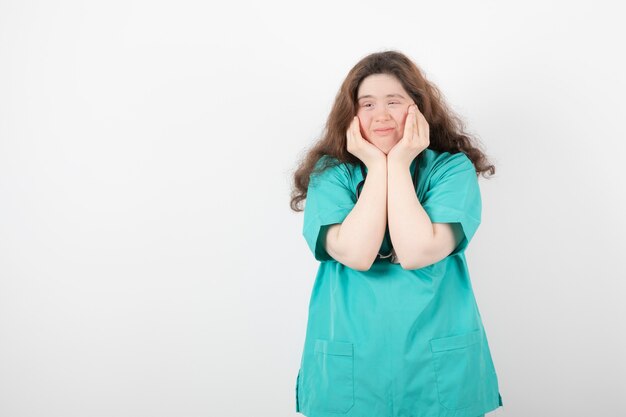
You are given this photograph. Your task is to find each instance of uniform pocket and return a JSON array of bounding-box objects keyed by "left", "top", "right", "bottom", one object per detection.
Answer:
[
  {"left": 430, "top": 329, "right": 482, "bottom": 410},
  {"left": 311, "top": 339, "right": 354, "bottom": 413}
]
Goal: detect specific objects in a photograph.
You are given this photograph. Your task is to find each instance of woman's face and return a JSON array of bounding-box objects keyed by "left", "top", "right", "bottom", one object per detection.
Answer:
[{"left": 356, "top": 73, "right": 415, "bottom": 154}]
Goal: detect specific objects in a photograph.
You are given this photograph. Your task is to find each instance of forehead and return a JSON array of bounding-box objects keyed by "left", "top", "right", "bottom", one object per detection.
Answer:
[{"left": 357, "top": 73, "right": 408, "bottom": 99}]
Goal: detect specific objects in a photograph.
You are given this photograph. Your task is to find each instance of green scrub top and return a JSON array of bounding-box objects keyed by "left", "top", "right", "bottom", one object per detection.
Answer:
[{"left": 295, "top": 149, "right": 503, "bottom": 417}]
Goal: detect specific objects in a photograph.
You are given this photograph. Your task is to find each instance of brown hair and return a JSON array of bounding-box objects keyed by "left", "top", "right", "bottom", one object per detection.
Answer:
[{"left": 289, "top": 50, "right": 495, "bottom": 212}]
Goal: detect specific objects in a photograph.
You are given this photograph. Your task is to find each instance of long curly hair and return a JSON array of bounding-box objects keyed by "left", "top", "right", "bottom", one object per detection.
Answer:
[{"left": 289, "top": 50, "right": 495, "bottom": 212}]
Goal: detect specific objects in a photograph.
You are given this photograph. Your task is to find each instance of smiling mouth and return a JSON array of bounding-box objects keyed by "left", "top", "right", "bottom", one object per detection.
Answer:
[{"left": 374, "top": 128, "right": 394, "bottom": 134}]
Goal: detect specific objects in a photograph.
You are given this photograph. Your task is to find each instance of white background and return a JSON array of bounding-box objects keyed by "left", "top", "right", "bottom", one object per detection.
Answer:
[{"left": 1, "top": 0, "right": 625, "bottom": 416}]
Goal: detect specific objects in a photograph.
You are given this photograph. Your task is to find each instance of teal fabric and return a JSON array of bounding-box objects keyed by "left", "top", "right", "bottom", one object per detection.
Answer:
[{"left": 296, "top": 149, "right": 503, "bottom": 417}]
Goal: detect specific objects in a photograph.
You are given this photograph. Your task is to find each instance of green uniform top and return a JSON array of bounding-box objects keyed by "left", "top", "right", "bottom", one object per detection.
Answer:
[{"left": 295, "top": 149, "right": 503, "bottom": 417}]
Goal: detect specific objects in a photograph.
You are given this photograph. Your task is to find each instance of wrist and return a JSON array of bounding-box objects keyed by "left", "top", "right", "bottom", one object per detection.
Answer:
[
  {"left": 366, "top": 157, "right": 387, "bottom": 172},
  {"left": 387, "top": 156, "right": 411, "bottom": 172}
]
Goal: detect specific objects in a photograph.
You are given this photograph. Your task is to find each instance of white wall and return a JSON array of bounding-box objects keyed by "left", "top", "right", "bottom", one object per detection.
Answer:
[{"left": 1, "top": 0, "right": 624, "bottom": 416}]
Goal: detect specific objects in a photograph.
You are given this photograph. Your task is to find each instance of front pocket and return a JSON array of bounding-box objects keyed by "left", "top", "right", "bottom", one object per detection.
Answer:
[
  {"left": 310, "top": 339, "right": 354, "bottom": 413},
  {"left": 430, "top": 329, "right": 482, "bottom": 410}
]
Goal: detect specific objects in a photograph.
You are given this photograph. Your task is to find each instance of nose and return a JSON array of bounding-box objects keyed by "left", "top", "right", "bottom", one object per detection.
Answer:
[{"left": 374, "top": 107, "right": 391, "bottom": 121}]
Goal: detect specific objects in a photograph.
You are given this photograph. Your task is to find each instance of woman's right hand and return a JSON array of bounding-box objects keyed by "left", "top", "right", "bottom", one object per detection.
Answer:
[{"left": 346, "top": 116, "right": 386, "bottom": 169}]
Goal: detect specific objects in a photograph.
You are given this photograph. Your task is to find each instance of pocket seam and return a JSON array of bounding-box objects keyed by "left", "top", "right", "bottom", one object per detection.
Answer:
[
  {"left": 312, "top": 339, "right": 355, "bottom": 414},
  {"left": 430, "top": 330, "right": 482, "bottom": 410},
  {"left": 430, "top": 329, "right": 481, "bottom": 353},
  {"left": 314, "top": 339, "right": 354, "bottom": 356}
]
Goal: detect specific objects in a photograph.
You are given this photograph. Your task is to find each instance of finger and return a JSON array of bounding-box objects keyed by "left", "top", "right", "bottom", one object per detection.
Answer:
[
  {"left": 347, "top": 118, "right": 354, "bottom": 144},
  {"left": 408, "top": 105, "right": 417, "bottom": 140},
  {"left": 414, "top": 110, "right": 422, "bottom": 141},
  {"left": 403, "top": 105, "right": 415, "bottom": 141},
  {"left": 351, "top": 117, "right": 358, "bottom": 142},
  {"left": 355, "top": 117, "right": 366, "bottom": 142},
  {"left": 414, "top": 105, "right": 428, "bottom": 141},
  {"left": 416, "top": 111, "right": 426, "bottom": 142},
  {"left": 356, "top": 116, "right": 363, "bottom": 135}
]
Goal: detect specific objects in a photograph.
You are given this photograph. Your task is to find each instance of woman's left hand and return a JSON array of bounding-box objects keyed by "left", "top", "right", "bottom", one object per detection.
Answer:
[{"left": 387, "top": 104, "right": 430, "bottom": 168}]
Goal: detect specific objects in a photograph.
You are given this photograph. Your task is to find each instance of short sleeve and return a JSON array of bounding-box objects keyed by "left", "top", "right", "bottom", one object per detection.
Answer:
[
  {"left": 302, "top": 157, "right": 356, "bottom": 261},
  {"left": 421, "top": 152, "right": 482, "bottom": 256}
]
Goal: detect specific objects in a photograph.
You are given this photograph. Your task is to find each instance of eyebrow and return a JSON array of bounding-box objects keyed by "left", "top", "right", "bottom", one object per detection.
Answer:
[{"left": 357, "top": 93, "right": 407, "bottom": 101}]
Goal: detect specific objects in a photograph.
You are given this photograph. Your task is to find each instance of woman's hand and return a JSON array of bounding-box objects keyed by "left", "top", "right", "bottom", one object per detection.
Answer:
[
  {"left": 387, "top": 104, "right": 430, "bottom": 169},
  {"left": 346, "top": 116, "right": 386, "bottom": 169}
]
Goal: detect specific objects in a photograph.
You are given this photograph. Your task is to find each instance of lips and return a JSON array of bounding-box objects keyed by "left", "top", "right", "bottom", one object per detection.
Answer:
[{"left": 374, "top": 127, "right": 394, "bottom": 133}]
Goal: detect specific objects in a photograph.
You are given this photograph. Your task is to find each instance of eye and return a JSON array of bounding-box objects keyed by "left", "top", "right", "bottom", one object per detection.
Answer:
[{"left": 389, "top": 101, "right": 400, "bottom": 105}]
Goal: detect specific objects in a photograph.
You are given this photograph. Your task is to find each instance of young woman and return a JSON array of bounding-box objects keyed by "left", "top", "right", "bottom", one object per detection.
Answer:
[{"left": 290, "top": 50, "right": 503, "bottom": 417}]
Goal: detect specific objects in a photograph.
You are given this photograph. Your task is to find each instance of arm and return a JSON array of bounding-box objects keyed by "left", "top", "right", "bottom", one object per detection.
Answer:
[
  {"left": 387, "top": 159, "right": 463, "bottom": 269},
  {"left": 324, "top": 160, "right": 387, "bottom": 271}
]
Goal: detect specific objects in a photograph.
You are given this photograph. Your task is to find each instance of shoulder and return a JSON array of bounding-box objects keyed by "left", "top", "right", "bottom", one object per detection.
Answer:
[
  {"left": 310, "top": 155, "right": 353, "bottom": 186},
  {"left": 424, "top": 149, "right": 475, "bottom": 180}
]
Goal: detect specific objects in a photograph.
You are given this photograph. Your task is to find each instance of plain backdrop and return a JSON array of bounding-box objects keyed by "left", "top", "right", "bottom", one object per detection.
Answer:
[{"left": 1, "top": 1, "right": 625, "bottom": 416}]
